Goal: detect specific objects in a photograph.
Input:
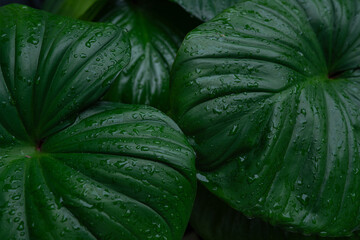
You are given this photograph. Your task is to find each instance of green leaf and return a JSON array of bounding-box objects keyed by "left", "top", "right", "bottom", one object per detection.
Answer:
[
  {"left": 171, "top": 0, "right": 360, "bottom": 236},
  {"left": 0, "top": 4, "right": 130, "bottom": 142},
  {"left": 0, "top": 5, "right": 196, "bottom": 239},
  {"left": 42, "top": 0, "right": 109, "bottom": 21},
  {"left": 101, "top": 0, "right": 197, "bottom": 111},
  {"left": 296, "top": 0, "right": 360, "bottom": 74},
  {"left": 0, "top": 103, "right": 196, "bottom": 239},
  {"left": 191, "top": 184, "right": 359, "bottom": 240},
  {"left": 170, "top": 0, "right": 240, "bottom": 21}
]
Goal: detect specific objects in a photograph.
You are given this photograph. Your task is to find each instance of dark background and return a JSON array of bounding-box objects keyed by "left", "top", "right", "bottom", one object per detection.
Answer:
[{"left": 0, "top": 0, "right": 42, "bottom": 8}]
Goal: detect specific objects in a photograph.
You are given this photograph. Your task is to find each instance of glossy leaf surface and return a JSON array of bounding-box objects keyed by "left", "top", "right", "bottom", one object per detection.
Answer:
[
  {"left": 102, "top": 0, "right": 194, "bottom": 111},
  {"left": 0, "top": 3, "right": 130, "bottom": 142},
  {"left": 191, "top": 184, "right": 359, "bottom": 240},
  {"left": 170, "top": 0, "right": 240, "bottom": 21},
  {"left": 171, "top": 0, "right": 360, "bottom": 236},
  {"left": 0, "top": 5, "right": 196, "bottom": 240}
]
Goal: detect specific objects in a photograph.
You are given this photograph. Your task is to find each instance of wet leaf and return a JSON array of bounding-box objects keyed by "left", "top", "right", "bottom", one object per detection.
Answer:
[
  {"left": 102, "top": 0, "right": 198, "bottom": 111},
  {"left": 0, "top": 5, "right": 196, "bottom": 240},
  {"left": 170, "top": 0, "right": 240, "bottom": 21},
  {"left": 171, "top": 0, "right": 360, "bottom": 236}
]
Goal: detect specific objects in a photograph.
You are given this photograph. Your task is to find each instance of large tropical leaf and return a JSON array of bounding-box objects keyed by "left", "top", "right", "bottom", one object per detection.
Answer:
[
  {"left": 171, "top": 0, "right": 360, "bottom": 236},
  {"left": 170, "top": 0, "right": 240, "bottom": 21},
  {"left": 102, "top": 0, "right": 199, "bottom": 111},
  {"left": 0, "top": 4, "right": 196, "bottom": 239}
]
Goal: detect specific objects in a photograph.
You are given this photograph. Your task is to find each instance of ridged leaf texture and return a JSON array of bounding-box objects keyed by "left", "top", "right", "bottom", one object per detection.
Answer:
[
  {"left": 0, "top": 4, "right": 130, "bottom": 141},
  {"left": 171, "top": 0, "right": 360, "bottom": 236},
  {"left": 102, "top": 0, "right": 194, "bottom": 111},
  {"left": 0, "top": 4, "right": 196, "bottom": 240},
  {"left": 170, "top": 0, "right": 240, "bottom": 21}
]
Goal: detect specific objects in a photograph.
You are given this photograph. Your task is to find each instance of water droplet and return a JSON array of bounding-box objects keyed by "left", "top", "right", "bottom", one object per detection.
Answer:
[
  {"left": 27, "top": 36, "right": 39, "bottom": 45},
  {"left": 247, "top": 174, "right": 259, "bottom": 184},
  {"left": 17, "top": 221, "right": 24, "bottom": 231},
  {"left": 247, "top": 82, "right": 259, "bottom": 88},
  {"left": 196, "top": 173, "right": 209, "bottom": 183},
  {"left": 229, "top": 125, "right": 239, "bottom": 136},
  {"left": 297, "top": 193, "right": 310, "bottom": 206}
]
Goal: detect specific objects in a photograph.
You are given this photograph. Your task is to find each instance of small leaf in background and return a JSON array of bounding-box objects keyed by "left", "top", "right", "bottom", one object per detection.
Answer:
[
  {"left": 101, "top": 0, "right": 200, "bottom": 112},
  {"left": 42, "top": 0, "right": 109, "bottom": 20},
  {"left": 170, "top": 0, "right": 240, "bottom": 21}
]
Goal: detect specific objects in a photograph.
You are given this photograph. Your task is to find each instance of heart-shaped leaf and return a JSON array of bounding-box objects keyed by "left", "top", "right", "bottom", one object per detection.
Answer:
[
  {"left": 171, "top": 0, "right": 360, "bottom": 236},
  {"left": 0, "top": 4, "right": 196, "bottom": 239},
  {"left": 101, "top": 0, "right": 198, "bottom": 111}
]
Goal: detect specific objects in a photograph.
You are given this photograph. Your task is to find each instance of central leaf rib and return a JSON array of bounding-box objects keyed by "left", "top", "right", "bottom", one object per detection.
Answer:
[
  {"left": 36, "top": 139, "right": 44, "bottom": 152},
  {"left": 328, "top": 71, "right": 345, "bottom": 80}
]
